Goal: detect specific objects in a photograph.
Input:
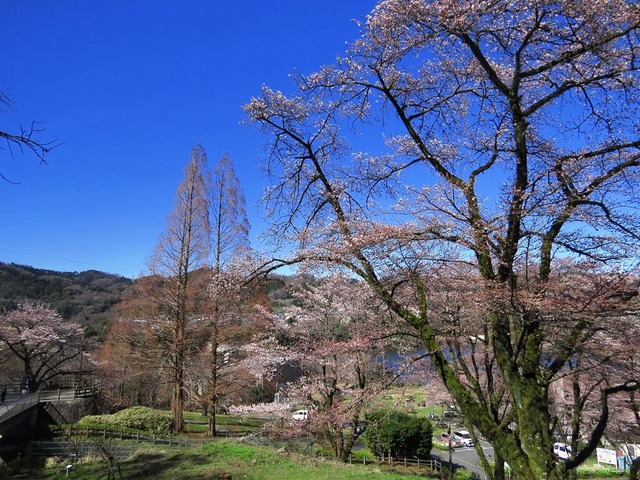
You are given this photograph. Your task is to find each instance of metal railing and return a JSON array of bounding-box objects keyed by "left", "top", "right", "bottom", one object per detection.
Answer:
[{"left": 39, "top": 387, "right": 94, "bottom": 402}]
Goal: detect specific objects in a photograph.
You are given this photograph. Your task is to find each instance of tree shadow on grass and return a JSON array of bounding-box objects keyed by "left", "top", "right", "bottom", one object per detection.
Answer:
[{"left": 117, "top": 451, "right": 229, "bottom": 480}]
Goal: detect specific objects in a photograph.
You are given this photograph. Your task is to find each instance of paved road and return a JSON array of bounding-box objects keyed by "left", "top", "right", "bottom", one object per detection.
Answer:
[{"left": 432, "top": 440, "right": 495, "bottom": 479}]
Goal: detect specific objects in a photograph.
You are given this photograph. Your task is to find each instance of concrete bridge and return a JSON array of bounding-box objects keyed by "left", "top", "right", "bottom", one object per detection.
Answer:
[
  {"left": 0, "top": 387, "right": 96, "bottom": 460},
  {"left": 0, "top": 392, "right": 40, "bottom": 427}
]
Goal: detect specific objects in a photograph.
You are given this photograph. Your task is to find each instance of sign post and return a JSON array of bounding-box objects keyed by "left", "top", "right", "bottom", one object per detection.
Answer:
[{"left": 596, "top": 448, "right": 618, "bottom": 466}]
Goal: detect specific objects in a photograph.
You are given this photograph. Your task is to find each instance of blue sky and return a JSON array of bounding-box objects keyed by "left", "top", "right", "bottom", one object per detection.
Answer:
[{"left": 1, "top": 1, "right": 376, "bottom": 278}]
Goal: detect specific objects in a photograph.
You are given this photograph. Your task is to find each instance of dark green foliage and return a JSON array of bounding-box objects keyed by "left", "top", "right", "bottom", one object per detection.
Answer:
[
  {"left": 246, "top": 385, "right": 275, "bottom": 404},
  {"left": 363, "top": 410, "right": 433, "bottom": 459},
  {"left": 454, "top": 469, "right": 480, "bottom": 480},
  {"left": 77, "top": 406, "right": 173, "bottom": 435},
  {"left": 0, "top": 455, "right": 46, "bottom": 479}
]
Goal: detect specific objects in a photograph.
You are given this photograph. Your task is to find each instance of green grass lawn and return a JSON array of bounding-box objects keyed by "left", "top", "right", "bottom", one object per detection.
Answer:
[
  {"left": 8, "top": 440, "right": 438, "bottom": 480},
  {"left": 183, "top": 412, "right": 266, "bottom": 435}
]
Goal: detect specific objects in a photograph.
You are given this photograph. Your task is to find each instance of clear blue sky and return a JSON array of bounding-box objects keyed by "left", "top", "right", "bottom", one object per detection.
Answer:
[{"left": 1, "top": 1, "right": 376, "bottom": 278}]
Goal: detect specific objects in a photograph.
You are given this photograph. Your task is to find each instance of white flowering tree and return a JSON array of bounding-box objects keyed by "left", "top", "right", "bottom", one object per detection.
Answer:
[
  {"left": 244, "top": 274, "right": 413, "bottom": 461},
  {"left": 0, "top": 302, "right": 85, "bottom": 392},
  {"left": 245, "top": 1, "right": 640, "bottom": 478}
]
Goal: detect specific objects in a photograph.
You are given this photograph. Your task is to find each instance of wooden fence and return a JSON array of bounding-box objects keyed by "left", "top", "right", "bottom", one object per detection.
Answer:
[
  {"left": 325, "top": 452, "right": 442, "bottom": 473},
  {"left": 40, "top": 426, "right": 443, "bottom": 476},
  {"left": 50, "top": 426, "right": 214, "bottom": 447}
]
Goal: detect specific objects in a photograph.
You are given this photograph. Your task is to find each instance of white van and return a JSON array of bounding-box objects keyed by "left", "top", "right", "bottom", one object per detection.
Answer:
[
  {"left": 292, "top": 409, "right": 309, "bottom": 421},
  {"left": 553, "top": 442, "right": 572, "bottom": 460},
  {"left": 453, "top": 430, "right": 474, "bottom": 447}
]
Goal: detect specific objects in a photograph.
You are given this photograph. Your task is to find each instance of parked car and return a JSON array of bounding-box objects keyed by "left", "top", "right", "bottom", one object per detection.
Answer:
[
  {"left": 440, "top": 432, "right": 463, "bottom": 448},
  {"left": 292, "top": 409, "right": 309, "bottom": 421},
  {"left": 453, "top": 430, "right": 474, "bottom": 447},
  {"left": 553, "top": 442, "right": 572, "bottom": 461}
]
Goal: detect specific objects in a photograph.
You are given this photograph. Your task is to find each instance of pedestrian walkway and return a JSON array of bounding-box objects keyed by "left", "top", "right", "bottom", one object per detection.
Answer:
[{"left": 0, "top": 392, "right": 40, "bottom": 425}]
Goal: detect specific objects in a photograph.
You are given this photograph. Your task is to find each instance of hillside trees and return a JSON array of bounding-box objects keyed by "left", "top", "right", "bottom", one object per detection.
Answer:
[
  {"left": 0, "top": 302, "right": 87, "bottom": 392},
  {"left": 94, "top": 313, "right": 166, "bottom": 410},
  {"left": 245, "top": 1, "right": 640, "bottom": 478}
]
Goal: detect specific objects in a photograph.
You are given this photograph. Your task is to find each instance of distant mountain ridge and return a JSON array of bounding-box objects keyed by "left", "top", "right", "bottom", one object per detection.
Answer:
[
  {"left": 0, "top": 262, "right": 309, "bottom": 338},
  {"left": 0, "top": 262, "right": 134, "bottom": 337}
]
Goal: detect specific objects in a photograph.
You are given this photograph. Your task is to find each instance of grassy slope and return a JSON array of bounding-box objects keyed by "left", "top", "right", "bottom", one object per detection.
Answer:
[{"left": 18, "top": 440, "right": 436, "bottom": 480}]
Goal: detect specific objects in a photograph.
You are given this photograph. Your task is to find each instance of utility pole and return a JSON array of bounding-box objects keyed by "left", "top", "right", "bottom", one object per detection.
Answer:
[{"left": 448, "top": 419, "right": 453, "bottom": 478}]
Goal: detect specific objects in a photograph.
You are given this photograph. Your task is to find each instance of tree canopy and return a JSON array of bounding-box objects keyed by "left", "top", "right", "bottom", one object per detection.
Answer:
[
  {"left": 0, "top": 302, "right": 86, "bottom": 391},
  {"left": 245, "top": 1, "right": 640, "bottom": 478}
]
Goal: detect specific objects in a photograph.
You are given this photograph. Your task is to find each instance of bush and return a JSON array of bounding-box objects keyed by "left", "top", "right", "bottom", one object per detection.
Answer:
[
  {"left": 77, "top": 406, "right": 172, "bottom": 435},
  {"left": 576, "top": 464, "right": 624, "bottom": 478},
  {"left": 246, "top": 385, "right": 274, "bottom": 404},
  {"left": 432, "top": 439, "right": 450, "bottom": 451},
  {"left": 0, "top": 456, "right": 46, "bottom": 479},
  {"left": 454, "top": 469, "right": 480, "bottom": 479},
  {"left": 363, "top": 410, "right": 432, "bottom": 459}
]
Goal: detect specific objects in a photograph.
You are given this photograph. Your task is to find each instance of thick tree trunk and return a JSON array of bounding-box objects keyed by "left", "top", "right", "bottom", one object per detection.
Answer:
[
  {"left": 206, "top": 389, "right": 217, "bottom": 437},
  {"left": 630, "top": 456, "right": 640, "bottom": 480},
  {"left": 207, "top": 405, "right": 217, "bottom": 437},
  {"left": 493, "top": 454, "right": 505, "bottom": 480},
  {"left": 172, "top": 348, "right": 185, "bottom": 433},
  {"left": 207, "top": 326, "right": 220, "bottom": 437}
]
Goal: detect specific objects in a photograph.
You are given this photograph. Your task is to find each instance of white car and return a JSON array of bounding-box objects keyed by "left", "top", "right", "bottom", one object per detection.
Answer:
[
  {"left": 292, "top": 409, "right": 309, "bottom": 421},
  {"left": 554, "top": 442, "right": 572, "bottom": 460},
  {"left": 453, "top": 430, "right": 474, "bottom": 447}
]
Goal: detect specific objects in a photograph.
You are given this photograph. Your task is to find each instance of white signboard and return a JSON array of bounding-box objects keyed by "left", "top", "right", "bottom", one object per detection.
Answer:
[{"left": 597, "top": 448, "right": 618, "bottom": 466}]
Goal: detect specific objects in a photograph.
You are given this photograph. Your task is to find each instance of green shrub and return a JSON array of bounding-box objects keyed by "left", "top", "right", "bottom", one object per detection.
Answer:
[
  {"left": 363, "top": 410, "right": 432, "bottom": 459},
  {"left": 432, "top": 439, "right": 449, "bottom": 451},
  {"left": 454, "top": 469, "right": 480, "bottom": 479},
  {"left": 576, "top": 464, "right": 624, "bottom": 478},
  {"left": 77, "top": 406, "right": 172, "bottom": 435},
  {"left": 246, "top": 385, "right": 274, "bottom": 404},
  {"left": 0, "top": 456, "right": 46, "bottom": 479}
]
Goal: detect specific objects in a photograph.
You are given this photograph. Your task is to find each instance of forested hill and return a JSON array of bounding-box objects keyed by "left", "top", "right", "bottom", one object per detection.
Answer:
[
  {"left": 0, "top": 262, "right": 134, "bottom": 336},
  {"left": 0, "top": 262, "right": 307, "bottom": 337}
]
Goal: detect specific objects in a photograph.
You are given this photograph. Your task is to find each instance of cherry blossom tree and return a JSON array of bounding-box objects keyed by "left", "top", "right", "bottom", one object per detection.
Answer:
[
  {"left": 599, "top": 315, "right": 640, "bottom": 479},
  {"left": 245, "top": 1, "right": 640, "bottom": 478},
  {"left": 0, "top": 302, "right": 85, "bottom": 392},
  {"left": 544, "top": 286, "right": 639, "bottom": 471},
  {"left": 246, "top": 274, "right": 411, "bottom": 461}
]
